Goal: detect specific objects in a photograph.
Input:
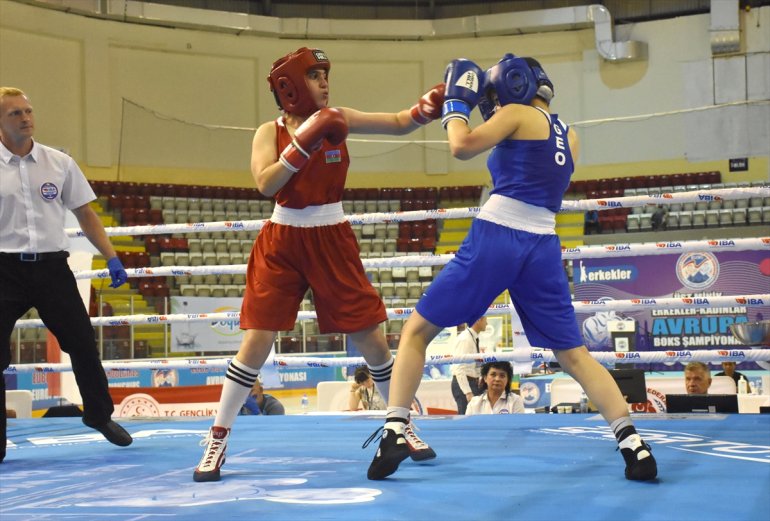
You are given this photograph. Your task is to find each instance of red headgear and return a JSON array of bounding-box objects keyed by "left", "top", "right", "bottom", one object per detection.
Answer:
[{"left": 268, "top": 47, "right": 330, "bottom": 118}]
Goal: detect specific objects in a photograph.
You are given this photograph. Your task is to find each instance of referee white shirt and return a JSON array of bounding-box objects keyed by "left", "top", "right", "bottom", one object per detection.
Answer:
[
  {"left": 450, "top": 327, "right": 482, "bottom": 395},
  {"left": 0, "top": 139, "right": 95, "bottom": 253},
  {"left": 466, "top": 391, "right": 526, "bottom": 415}
]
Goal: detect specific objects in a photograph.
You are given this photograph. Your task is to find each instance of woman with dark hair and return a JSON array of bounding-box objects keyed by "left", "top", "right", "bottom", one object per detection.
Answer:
[
  {"left": 466, "top": 362, "right": 524, "bottom": 415},
  {"left": 349, "top": 366, "right": 386, "bottom": 411}
]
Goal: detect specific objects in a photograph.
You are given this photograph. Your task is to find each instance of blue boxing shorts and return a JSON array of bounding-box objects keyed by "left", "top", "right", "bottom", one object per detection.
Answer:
[{"left": 416, "top": 218, "right": 584, "bottom": 350}]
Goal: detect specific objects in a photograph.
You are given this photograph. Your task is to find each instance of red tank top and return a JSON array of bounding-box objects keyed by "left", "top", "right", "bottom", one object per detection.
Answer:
[{"left": 273, "top": 117, "right": 350, "bottom": 209}]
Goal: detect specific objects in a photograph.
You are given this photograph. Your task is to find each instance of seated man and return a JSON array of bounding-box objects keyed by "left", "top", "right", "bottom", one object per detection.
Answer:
[
  {"left": 240, "top": 378, "right": 285, "bottom": 416},
  {"left": 584, "top": 210, "right": 600, "bottom": 235},
  {"left": 684, "top": 361, "right": 712, "bottom": 395}
]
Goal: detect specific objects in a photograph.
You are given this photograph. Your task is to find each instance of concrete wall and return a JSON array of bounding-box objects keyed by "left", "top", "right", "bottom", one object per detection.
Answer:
[{"left": 0, "top": 1, "right": 767, "bottom": 188}]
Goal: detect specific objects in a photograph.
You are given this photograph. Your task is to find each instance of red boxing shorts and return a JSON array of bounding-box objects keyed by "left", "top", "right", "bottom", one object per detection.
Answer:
[{"left": 240, "top": 221, "right": 386, "bottom": 334}]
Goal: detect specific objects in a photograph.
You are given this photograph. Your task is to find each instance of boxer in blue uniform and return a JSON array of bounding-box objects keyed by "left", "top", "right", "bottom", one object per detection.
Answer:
[{"left": 367, "top": 55, "right": 657, "bottom": 482}]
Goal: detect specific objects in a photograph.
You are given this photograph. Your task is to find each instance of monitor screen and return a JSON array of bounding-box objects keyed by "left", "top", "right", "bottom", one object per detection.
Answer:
[
  {"left": 665, "top": 394, "right": 739, "bottom": 413},
  {"left": 609, "top": 369, "right": 647, "bottom": 403}
]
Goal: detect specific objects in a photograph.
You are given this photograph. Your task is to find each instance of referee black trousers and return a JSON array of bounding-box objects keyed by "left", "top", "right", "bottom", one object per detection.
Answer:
[
  {"left": 451, "top": 375, "right": 481, "bottom": 415},
  {"left": 0, "top": 256, "right": 115, "bottom": 434}
]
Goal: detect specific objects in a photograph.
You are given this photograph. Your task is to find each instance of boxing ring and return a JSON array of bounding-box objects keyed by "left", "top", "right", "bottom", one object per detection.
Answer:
[{"left": 3, "top": 185, "right": 770, "bottom": 521}]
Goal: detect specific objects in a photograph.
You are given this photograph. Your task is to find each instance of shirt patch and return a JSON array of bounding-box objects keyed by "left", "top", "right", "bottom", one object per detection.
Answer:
[
  {"left": 40, "top": 182, "right": 59, "bottom": 200},
  {"left": 325, "top": 150, "right": 341, "bottom": 164}
]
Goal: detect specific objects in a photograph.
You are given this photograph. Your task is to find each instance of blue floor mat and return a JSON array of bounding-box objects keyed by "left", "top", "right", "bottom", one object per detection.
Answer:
[{"left": 1, "top": 413, "right": 769, "bottom": 521}]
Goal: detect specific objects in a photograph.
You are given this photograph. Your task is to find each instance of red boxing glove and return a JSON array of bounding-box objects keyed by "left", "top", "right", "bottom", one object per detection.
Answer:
[
  {"left": 409, "top": 83, "right": 445, "bottom": 125},
  {"left": 279, "top": 108, "right": 349, "bottom": 173}
]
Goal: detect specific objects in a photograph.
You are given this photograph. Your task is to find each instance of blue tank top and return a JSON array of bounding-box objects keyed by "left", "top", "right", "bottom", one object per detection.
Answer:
[{"left": 487, "top": 108, "right": 573, "bottom": 213}]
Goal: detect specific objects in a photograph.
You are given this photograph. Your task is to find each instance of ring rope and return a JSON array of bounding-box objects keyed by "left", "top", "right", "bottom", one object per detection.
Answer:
[
  {"left": 5, "top": 348, "right": 770, "bottom": 374},
  {"left": 66, "top": 186, "right": 768, "bottom": 238},
  {"left": 13, "top": 295, "right": 770, "bottom": 329},
  {"left": 72, "top": 237, "right": 769, "bottom": 282}
]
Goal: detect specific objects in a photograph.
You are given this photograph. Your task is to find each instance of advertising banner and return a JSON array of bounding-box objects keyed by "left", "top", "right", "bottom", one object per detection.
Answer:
[
  {"left": 170, "top": 297, "right": 243, "bottom": 352},
  {"left": 573, "top": 248, "right": 770, "bottom": 371}
]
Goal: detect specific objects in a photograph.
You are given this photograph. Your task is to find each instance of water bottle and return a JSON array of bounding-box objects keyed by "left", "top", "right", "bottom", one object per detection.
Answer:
[
  {"left": 300, "top": 393, "right": 309, "bottom": 413},
  {"left": 737, "top": 376, "right": 749, "bottom": 395},
  {"left": 579, "top": 391, "right": 588, "bottom": 413}
]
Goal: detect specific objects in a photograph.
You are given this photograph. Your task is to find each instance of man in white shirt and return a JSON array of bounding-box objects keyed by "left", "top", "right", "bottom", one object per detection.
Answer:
[
  {"left": 450, "top": 316, "right": 487, "bottom": 414},
  {"left": 0, "top": 87, "right": 132, "bottom": 464}
]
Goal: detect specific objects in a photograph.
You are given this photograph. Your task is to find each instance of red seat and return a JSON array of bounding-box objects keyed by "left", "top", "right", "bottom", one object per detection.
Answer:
[
  {"left": 158, "top": 236, "right": 174, "bottom": 252},
  {"left": 421, "top": 236, "right": 436, "bottom": 252},
  {"left": 439, "top": 186, "right": 452, "bottom": 204},
  {"left": 396, "top": 237, "right": 410, "bottom": 252},
  {"left": 153, "top": 283, "right": 170, "bottom": 299},
  {"left": 407, "top": 238, "right": 422, "bottom": 252},
  {"left": 401, "top": 199, "right": 415, "bottom": 211},
  {"left": 398, "top": 222, "right": 411, "bottom": 239},
  {"left": 411, "top": 222, "right": 425, "bottom": 238},
  {"left": 365, "top": 188, "right": 379, "bottom": 200},
  {"left": 149, "top": 209, "right": 163, "bottom": 225},
  {"left": 145, "top": 236, "right": 160, "bottom": 255},
  {"left": 171, "top": 237, "right": 189, "bottom": 252},
  {"left": 134, "top": 208, "right": 149, "bottom": 226}
]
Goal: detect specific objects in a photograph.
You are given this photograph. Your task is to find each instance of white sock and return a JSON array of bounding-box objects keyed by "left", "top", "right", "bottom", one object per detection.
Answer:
[
  {"left": 385, "top": 406, "right": 411, "bottom": 433},
  {"left": 368, "top": 357, "right": 394, "bottom": 403},
  {"left": 213, "top": 359, "right": 260, "bottom": 428}
]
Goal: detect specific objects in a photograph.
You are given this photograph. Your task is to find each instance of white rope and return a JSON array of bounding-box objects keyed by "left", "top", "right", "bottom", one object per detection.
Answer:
[
  {"left": 12, "top": 295, "right": 769, "bottom": 329},
  {"left": 5, "top": 348, "right": 770, "bottom": 374},
  {"left": 65, "top": 186, "right": 768, "bottom": 238},
  {"left": 73, "top": 237, "right": 769, "bottom": 281}
]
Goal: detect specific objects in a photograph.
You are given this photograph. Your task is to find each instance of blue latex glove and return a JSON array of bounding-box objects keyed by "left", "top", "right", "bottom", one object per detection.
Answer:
[{"left": 107, "top": 256, "right": 128, "bottom": 288}]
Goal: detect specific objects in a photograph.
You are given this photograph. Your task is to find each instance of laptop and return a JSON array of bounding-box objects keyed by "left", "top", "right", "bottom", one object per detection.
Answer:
[{"left": 665, "top": 393, "right": 739, "bottom": 413}]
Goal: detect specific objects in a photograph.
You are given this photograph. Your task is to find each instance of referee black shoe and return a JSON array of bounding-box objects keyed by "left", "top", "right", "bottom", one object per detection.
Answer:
[
  {"left": 84, "top": 419, "right": 133, "bottom": 447},
  {"left": 619, "top": 434, "right": 657, "bottom": 481},
  {"left": 365, "top": 426, "right": 410, "bottom": 480}
]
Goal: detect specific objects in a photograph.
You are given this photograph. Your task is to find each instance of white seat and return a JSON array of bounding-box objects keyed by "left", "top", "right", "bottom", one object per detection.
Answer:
[
  {"left": 705, "top": 210, "right": 720, "bottom": 228},
  {"left": 626, "top": 214, "right": 640, "bottom": 232},
  {"left": 664, "top": 211, "right": 679, "bottom": 230},
  {"left": 718, "top": 209, "right": 733, "bottom": 226},
  {"left": 691, "top": 210, "right": 706, "bottom": 228},
  {"left": 732, "top": 208, "right": 747, "bottom": 226},
  {"left": 747, "top": 207, "right": 762, "bottom": 225}
]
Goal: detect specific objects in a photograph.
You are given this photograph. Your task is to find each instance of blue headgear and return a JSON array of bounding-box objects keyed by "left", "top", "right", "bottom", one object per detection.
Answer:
[{"left": 478, "top": 54, "right": 554, "bottom": 121}]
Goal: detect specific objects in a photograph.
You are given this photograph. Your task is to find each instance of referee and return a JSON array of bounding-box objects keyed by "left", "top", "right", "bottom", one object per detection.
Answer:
[{"left": 0, "top": 87, "right": 132, "bottom": 463}]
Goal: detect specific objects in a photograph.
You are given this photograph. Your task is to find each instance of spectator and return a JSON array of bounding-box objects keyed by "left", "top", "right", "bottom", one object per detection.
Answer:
[
  {"left": 466, "top": 362, "right": 525, "bottom": 414},
  {"left": 584, "top": 209, "right": 600, "bottom": 235},
  {"left": 450, "top": 316, "right": 488, "bottom": 414},
  {"left": 349, "top": 366, "right": 386, "bottom": 411},
  {"left": 651, "top": 206, "right": 666, "bottom": 231},
  {"left": 240, "top": 377, "right": 285, "bottom": 416},
  {"left": 684, "top": 361, "right": 712, "bottom": 394}
]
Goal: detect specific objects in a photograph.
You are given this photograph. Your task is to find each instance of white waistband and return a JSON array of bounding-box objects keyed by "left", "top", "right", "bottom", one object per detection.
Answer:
[
  {"left": 477, "top": 194, "right": 556, "bottom": 235},
  {"left": 270, "top": 202, "right": 346, "bottom": 227}
]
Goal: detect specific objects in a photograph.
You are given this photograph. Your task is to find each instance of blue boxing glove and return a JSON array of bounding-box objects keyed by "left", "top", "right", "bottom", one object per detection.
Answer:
[
  {"left": 107, "top": 256, "right": 128, "bottom": 288},
  {"left": 441, "top": 59, "right": 484, "bottom": 128}
]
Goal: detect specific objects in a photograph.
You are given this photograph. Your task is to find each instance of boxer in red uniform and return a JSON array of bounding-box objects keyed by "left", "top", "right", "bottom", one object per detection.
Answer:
[{"left": 193, "top": 47, "right": 444, "bottom": 482}]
